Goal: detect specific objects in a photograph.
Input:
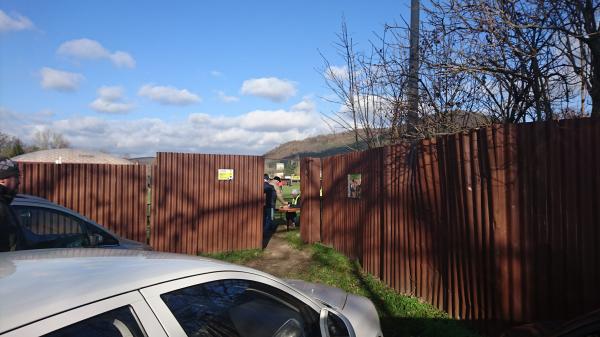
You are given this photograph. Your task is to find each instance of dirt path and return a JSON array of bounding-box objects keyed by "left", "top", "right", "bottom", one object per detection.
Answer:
[{"left": 244, "top": 226, "right": 313, "bottom": 278}]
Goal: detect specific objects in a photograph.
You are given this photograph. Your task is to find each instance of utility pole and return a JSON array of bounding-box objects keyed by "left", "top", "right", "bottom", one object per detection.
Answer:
[{"left": 407, "top": 0, "right": 420, "bottom": 136}]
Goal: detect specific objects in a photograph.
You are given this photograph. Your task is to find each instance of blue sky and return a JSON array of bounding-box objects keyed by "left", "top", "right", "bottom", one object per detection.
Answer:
[{"left": 1, "top": 1, "right": 410, "bottom": 157}]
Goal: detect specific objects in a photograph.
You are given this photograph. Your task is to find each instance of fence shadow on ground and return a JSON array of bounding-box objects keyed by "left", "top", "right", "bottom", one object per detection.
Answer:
[{"left": 349, "top": 259, "right": 519, "bottom": 337}]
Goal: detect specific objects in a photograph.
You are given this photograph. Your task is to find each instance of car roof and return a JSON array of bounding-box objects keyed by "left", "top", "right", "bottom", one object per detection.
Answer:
[
  {"left": 12, "top": 194, "right": 72, "bottom": 211},
  {"left": 0, "top": 249, "right": 266, "bottom": 334},
  {"left": 13, "top": 193, "right": 51, "bottom": 203}
]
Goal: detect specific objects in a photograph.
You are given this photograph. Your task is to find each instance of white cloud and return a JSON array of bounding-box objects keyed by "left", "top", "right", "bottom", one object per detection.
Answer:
[
  {"left": 53, "top": 116, "right": 108, "bottom": 134},
  {"left": 291, "top": 98, "right": 316, "bottom": 113},
  {"left": 0, "top": 9, "right": 34, "bottom": 33},
  {"left": 217, "top": 91, "right": 239, "bottom": 103},
  {"left": 58, "top": 39, "right": 108, "bottom": 59},
  {"left": 39, "top": 67, "right": 84, "bottom": 91},
  {"left": 89, "top": 86, "right": 134, "bottom": 114},
  {"left": 241, "top": 77, "right": 297, "bottom": 102},
  {"left": 333, "top": 94, "right": 394, "bottom": 131},
  {"left": 97, "top": 86, "right": 123, "bottom": 101},
  {"left": 138, "top": 84, "right": 201, "bottom": 105},
  {"left": 188, "top": 97, "right": 320, "bottom": 132},
  {"left": 237, "top": 109, "right": 315, "bottom": 132},
  {"left": 341, "top": 94, "right": 392, "bottom": 114},
  {"left": 4, "top": 98, "right": 328, "bottom": 157},
  {"left": 210, "top": 70, "right": 223, "bottom": 77},
  {"left": 57, "top": 38, "right": 136, "bottom": 68},
  {"left": 35, "top": 109, "right": 55, "bottom": 118},
  {"left": 188, "top": 113, "right": 211, "bottom": 124},
  {"left": 0, "top": 106, "right": 62, "bottom": 140},
  {"left": 0, "top": 107, "right": 22, "bottom": 133},
  {"left": 109, "top": 51, "right": 136, "bottom": 68},
  {"left": 325, "top": 65, "right": 348, "bottom": 80}
]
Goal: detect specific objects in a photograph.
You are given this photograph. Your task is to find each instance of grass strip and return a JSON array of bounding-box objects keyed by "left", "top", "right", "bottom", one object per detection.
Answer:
[
  {"left": 283, "top": 229, "right": 305, "bottom": 250},
  {"left": 200, "top": 248, "right": 263, "bottom": 264},
  {"left": 283, "top": 230, "right": 480, "bottom": 337}
]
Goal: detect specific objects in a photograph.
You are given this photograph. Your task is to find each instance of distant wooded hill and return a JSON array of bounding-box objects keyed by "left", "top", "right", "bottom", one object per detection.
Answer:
[{"left": 264, "top": 131, "right": 367, "bottom": 159}]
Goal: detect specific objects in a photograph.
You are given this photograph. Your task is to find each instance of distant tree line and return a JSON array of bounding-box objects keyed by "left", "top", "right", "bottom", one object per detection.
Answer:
[
  {"left": 0, "top": 130, "right": 70, "bottom": 158},
  {"left": 322, "top": 0, "right": 599, "bottom": 148}
]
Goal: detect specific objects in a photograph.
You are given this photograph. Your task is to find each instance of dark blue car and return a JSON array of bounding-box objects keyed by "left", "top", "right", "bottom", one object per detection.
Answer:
[{"left": 11, "top": 194, "right": 150, "bottom": 250}]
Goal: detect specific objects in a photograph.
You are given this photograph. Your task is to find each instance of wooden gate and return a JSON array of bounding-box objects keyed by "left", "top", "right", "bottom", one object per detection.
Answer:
[
  {"left": 151, "top": 152, "right": 264, "bottom": 254},
  {"left": 300, "top": 157, "right": 321, "bottom": 243}
]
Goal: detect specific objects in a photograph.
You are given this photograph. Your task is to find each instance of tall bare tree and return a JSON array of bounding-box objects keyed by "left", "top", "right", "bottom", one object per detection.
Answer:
[
  {"left": 33, "top": 129, "right": 70, "bottom": 150},
  {"left": 322, "top": 19, "right": 399, "bottom": 149},
  {"left": 547, "top": 0, "right": 600, "bottom": 117},
  {"left": 322, "top": 16, "right": 490, "bottom": 145},
  {"left": 425, "top": 0, "right": 577, "bottom": 122},
  {"left": 407, "top": 0, "right": 421, "bottom": 131},
  {"left": 321, "top": 0, "right": 595, "bottom": 147}
]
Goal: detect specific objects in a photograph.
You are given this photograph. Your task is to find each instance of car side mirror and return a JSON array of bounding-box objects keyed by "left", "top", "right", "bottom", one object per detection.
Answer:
[
  {"left": 319, "top": 308, "right": 353, "bottom": 337},
  {"left": 88, "top": 233, "right": 104, "bottom": 246}
]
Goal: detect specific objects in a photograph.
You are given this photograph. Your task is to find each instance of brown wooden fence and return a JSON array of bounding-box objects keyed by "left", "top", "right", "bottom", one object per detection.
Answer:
[
  {"left": 309, "top": 118, "right": 600, "bottom": 330},
  {"left": 321, "top": 149, "right": 384, "bottom": 277},
  {"left": 300, "top": 157, "right": 321, "bottom": 244},
  {"left": 151, "top": 152, "right": 264, "bottom": 254},
  {"left": 16, "top": 153, "right": 265, "bottom": 254},
  {"left": 18, "top": 162, "right": 148, "bottom": 243}
]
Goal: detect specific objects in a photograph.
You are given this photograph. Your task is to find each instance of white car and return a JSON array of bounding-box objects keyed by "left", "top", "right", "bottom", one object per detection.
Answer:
[{"left": 0, "top": 249, "right": 383, "bottom": 337}]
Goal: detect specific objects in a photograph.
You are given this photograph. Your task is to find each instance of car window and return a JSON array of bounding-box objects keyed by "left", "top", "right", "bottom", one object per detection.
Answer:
[
  {"left": 13, "top": 205, "right": 89, "bottom": 249},
  {"left": 15, "top": 205, "right": 84, "bottom": 235},
  {"left": 12, "top": 205, "right": 117, "bottom": 248},
  {"left": 85, "top": 221, "right": 120, "bottom": 246},
  {"left": 42, "top": 305, "right": 146, "bottom": 337},
  {"left": 161, "top": 279, "right": 320, "bottom": 337}
]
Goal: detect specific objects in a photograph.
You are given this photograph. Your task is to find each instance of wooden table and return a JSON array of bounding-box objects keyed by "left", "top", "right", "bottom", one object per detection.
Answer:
[{"left": 276, "top": 207, "right": 300, "bottom": 230}]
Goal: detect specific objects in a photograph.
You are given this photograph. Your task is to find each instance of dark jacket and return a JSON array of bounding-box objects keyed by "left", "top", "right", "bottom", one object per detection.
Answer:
[
  {"left": 0, "top": 185, "right": 24, "bottom": 251},
  {"left": 264, "top": 180, "right": 276, "bottom": 208}
]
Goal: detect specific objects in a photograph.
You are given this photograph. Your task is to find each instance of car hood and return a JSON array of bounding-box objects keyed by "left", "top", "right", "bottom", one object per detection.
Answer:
[{"left": 285, "top": 279, "right": 382, "bottom": 337}]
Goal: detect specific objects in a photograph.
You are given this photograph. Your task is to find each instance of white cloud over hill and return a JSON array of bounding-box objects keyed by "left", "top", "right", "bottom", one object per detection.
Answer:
[{"left": 3, "top": 98, "right": 328, "bottom": 157}]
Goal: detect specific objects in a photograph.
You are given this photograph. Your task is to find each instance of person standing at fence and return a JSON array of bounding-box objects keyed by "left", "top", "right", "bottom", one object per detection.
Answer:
[
  {"left": 0, "top": 157, "right": 25, "bottom": 251},
  {"left": 263, "top": 174, "right": 276, "bottom": 245},
  {"left": 270, "top": 176, "right": 288, "bottom": 208}
]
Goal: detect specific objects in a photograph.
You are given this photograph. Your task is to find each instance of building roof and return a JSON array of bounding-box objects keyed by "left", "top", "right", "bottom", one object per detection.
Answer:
[{"left": 12, "top": 148, "right": 132, "bottom": 165}]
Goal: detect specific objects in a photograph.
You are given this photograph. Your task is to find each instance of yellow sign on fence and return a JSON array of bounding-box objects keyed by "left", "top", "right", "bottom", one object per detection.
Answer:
[{"left": 218, "top": 169, "right": 234, "bottom": 181}]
